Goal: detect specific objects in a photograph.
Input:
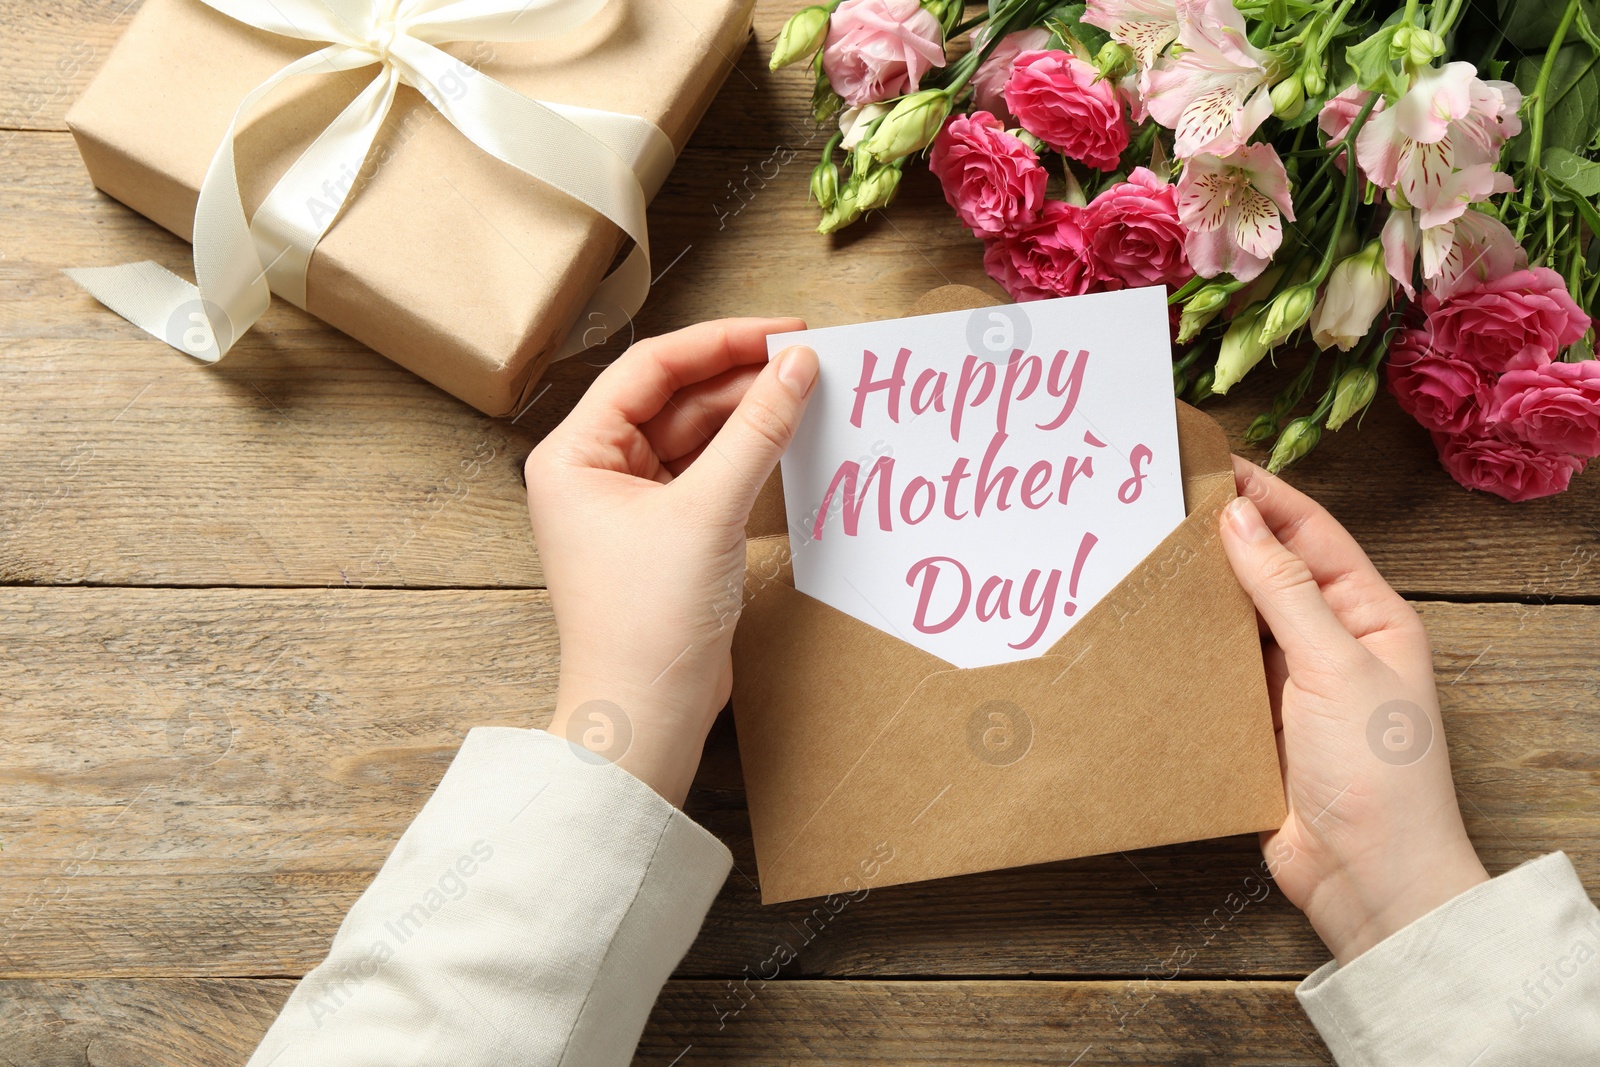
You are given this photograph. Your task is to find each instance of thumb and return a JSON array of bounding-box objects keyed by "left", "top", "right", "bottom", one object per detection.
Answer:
[
  {"left": 678, "top": 344, "right": 819, "bottom": 519},
  {"left": 1219, "top": 494, "right": 1361, "bottom": 680}
]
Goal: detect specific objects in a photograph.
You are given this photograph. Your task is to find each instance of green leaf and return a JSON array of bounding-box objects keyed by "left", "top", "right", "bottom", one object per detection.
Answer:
[
  {"left": 1498, "top": 0, "right": 1600, "bottom": 51},
  {"left": 1546, "top": 169, "right": 1600, "bottom": 239},
  {"left": 1041, "top": 3, "right": 1110, "bottom": 54},
  {"left": 1544, "top": 146, "right": 1600, "bottom": 195},
  {"left": 1510, "top": 43, "right": 1600, "bottom": 158},
  {"left": 1345, "top": 26, "right": 1405, "bottom": 98}
]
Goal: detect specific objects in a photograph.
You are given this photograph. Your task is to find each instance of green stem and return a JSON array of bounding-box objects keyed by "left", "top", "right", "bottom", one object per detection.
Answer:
[
  {"left": 1313, "top": 0, "right": 1357, "bottom": 56},
  {"left": 1429, "top": 0, "right": 1466, "bottom": 35},
  {"left": 1168, "top": 275, "right": 1208, "bottom": 305},
  {"left": 1521, "top": 0, "right": 1583, "bottom": 216}
]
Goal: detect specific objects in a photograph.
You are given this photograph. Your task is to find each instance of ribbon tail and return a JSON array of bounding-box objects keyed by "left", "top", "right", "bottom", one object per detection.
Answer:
[
  {"left": 66, "top": 45, "right": 370, "bottom": 363},
  {"left": 550, "top": 242, "right": 650, "bottom": 362},
  {"left": 63, "top": 262, "right": 227, "bottom": 363}
]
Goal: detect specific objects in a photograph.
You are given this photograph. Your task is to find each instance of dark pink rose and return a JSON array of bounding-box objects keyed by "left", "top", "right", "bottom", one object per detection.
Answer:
[
  {"left": 1003, "top": 50, "right": 1128, "bottom": 171},
  {"left": 982, "top": 200, "right": 1100, "bottom": 301},
  {"left": 1431, "top": 427, "right": 1587, "bottom": 502},
  {"left": 929, "top": 112, "right": 1048, "bottom": 238},
  {"left": 1423, "top": 267, "right": 1591, "bottom": 373},
  {"left": 1385, "top": 328, "right": 1493, "bottom": 434},
  {"left": 969, "top": 27, "right": 1051, "bottom": 122},
  {"left": 1083, "top": 166, "right": 1191, "bottom": 289},
  {"left": 821, "top": 0, "right": 947, "bottom": 107},
  {"left": 1488, "top": 358, "right": 1600, "bottom": 457}
]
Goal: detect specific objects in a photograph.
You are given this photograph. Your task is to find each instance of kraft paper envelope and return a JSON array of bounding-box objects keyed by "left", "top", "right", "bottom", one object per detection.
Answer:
[{"left": 730, "top": 284, "right": 1286, "bottom": 905}]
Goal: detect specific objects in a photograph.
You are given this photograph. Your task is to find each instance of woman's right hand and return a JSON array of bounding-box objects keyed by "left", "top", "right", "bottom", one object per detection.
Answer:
[{"left": 1219, "top": 456, "right": 1489, "bottom": 965}]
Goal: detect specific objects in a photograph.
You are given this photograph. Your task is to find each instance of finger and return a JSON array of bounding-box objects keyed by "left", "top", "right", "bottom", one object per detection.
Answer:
[
  {"left": 640, "top": 364, "right": 762, "bottom": 464},
  {"left": 666, "top": 440, "right": 710, "bottom": 477},
  {"left": 1220, "top": 494, "right": 1363, "bottom": 681},
  {"left": 576, "top": 318, "right": 806, "bottom": 430},
  {"left": 676, "top": 345, "right": 819, "bottom": 520},
  {"left": 1232, "top": 456, "right": 1414, "bottom": 640}
]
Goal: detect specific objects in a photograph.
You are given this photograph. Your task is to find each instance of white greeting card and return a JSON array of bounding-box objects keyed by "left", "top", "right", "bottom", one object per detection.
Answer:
[{"left": 769, "top": 287, "right": 1187, "bottom": 669}]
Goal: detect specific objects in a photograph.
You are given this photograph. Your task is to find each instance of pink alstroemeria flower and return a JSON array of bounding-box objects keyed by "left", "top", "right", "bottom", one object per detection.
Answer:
[
  {"left": 1143, "top": 0, "right": 1275, "bottom": 158},
  {"left": 1354, "top": 64, "right": 1521, "bottom": 297},
  {"left": 1083, "top": 0, "right": 1180, "bottom": 72},
  {"left": 1175, "top": 143, "right": 1296, "bottom": 282},
  {"left": 1383, "top": 201, "right": 1528, "bottom": 299},
  {"left": 1357, "top": 63, "right": 1520, "bottom": 229}
]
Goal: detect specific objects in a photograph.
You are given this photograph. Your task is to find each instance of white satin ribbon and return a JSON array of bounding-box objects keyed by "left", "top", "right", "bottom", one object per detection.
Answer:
[{"left": 67, "top": 0, "right": 674, "bottom": 372}]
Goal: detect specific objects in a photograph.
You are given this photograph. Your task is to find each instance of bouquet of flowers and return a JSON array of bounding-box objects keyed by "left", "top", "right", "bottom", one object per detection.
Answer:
[{"left": 769, "top": 0, "right": 1600, "bottom": 500}]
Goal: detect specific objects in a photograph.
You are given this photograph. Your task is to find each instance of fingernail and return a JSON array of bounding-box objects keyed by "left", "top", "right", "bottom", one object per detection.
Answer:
[
  {"left": 777, "top": 345, "right": 818, "bottom": 399},
  {"left": 1226, "top": 496, "right": 1270, "bottom": 542}
]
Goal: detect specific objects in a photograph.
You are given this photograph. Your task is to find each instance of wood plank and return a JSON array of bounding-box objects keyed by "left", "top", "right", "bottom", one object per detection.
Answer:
[
  {"left": 1, "top": 589, "right": 1594, "bottom": 980},
  {"left": 0, "top": 978, "right": 1333, "bottom": 1065},
  {"left": 4, "top": 131, "right": 1599, "bottom": 593}
]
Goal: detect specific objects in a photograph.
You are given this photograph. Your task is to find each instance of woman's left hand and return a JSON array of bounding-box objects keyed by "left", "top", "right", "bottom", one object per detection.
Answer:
[{"left": 524, "top": 318, "right": 819, "bottom": 805}]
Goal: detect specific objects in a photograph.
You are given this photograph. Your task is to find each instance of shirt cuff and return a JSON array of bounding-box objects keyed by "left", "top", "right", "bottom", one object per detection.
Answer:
[
  {"left": 248, "top": 726, "right": 733, "bottom": 1067},
  {"left": 1298, "top": 851, "right": 1600, "bottom": 1066}
]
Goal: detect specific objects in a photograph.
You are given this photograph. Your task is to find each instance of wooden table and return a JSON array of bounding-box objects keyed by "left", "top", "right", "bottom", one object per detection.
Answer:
[{"left": 3, "top": 2, "right": 1598, "bottom": 1062}]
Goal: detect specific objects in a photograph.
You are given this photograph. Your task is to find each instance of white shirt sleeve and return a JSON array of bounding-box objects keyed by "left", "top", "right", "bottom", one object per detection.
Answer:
[
  {"left": 1298, "top": 851, "right": 1600, "bottom": 1066},
  {"left": 245, "top": 726, "right": 732, "bottom": 1067}
]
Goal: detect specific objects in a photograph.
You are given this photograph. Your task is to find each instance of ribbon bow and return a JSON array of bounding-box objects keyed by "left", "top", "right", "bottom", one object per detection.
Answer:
[{"left": 68, "top": 0, "right": 674, "bottom": 370}]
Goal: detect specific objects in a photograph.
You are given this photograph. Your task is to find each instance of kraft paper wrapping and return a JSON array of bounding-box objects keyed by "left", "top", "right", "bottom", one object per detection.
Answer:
[{"left": 67, "top": 0, "right": 754, "bottom": 416}]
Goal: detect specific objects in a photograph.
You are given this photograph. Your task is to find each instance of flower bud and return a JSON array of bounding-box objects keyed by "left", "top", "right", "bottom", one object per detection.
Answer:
[
  {"left": 1257, "top": 283, "right": 1318, "bottom": 348},
  {"left": 1270, "top": 75, "right": 1304, "bottom": 120},
  {"left": 770, "top": 6, "right": 830, "bottom": 71},
  {"left": 1212, "top": 305, "right": 1271, "bottom": 394},
  {"left": 862, "top": 89, "right": 951, "bottom": 163},
  {"left": 1326, "top": 366, "right": 1379, "bottom": 430},
  {"left": 1176, "top": 284, "right": 1232, "bottom": 343},
  {"left": 817, "top": 186, "right": 861, "bottom": 234},
  {"left": 1187, "top": 367, "right": 1216, "bottom": 404},
  {"left": 1310, "top": 240, "right": 1390, "bottom": 351},
  {"left": 1094, "top": 41, "right": 1135, "bottom": 81},
  {"left": 809, "top": 160, "right": 839, "bottom": 209},
  {"left": 1243, "top": 412, "right": 1279, "bottom": 445},
  {"left": 1267, "top": 416, "right": 1321, "bottom": 473},
  {"left": 923, "top": 0, "right": 961, "bottom": 36},
  {"left": 853, "top": 162, "right": 902, "bottom": 212},
  {"left": 1301, "top": 63, "right": 1326, "bottom": 97}
]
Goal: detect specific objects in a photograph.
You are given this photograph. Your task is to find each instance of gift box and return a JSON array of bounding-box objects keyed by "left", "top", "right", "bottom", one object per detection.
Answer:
[{"left": 66, "top": 0, "right": 755, "bottom": 417}]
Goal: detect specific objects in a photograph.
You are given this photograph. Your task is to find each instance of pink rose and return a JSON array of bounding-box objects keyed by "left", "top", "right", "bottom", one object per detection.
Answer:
[
  {"left": 969, "top": 28, "right": 1052, "bottom": 122},
  {"left": 1003, "top": 50, "right": 1128, "bottom": 171},
  {"left": 929, "top": 112, "right": 1048, "bottom": 238},
  {"left": 1431, "top": 428, "right": 1587, "bottom": 502},
  {"left": 982, "top": 200, "right": 1099, "bottom": 301},
  {"left": 1083, "top": 166, "right": 1191, "bottom": 289},
  {"left": 1423, "top": 267, "right": 1591, "bottom": 373},
  {"left": 1385, "top": 328, "right": 1493, "bottom": 435},
  {"left": 821, "top": 0, "right": 947, "bottom": 107},
  {"left": 1487, "top": 359, "right": 1600, "bottom": 457}
]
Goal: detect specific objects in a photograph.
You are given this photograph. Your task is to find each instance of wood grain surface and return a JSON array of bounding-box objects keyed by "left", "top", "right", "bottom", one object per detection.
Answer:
[
  {"left": 0, "top": 978, "right": 1333, "bottom": 1065},
  {"left": 3, "top": 0, "right": 1598, "bottom": 1064},
  {"left": 1, "top": 591, "right": 1593, "bottom": 981}
]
